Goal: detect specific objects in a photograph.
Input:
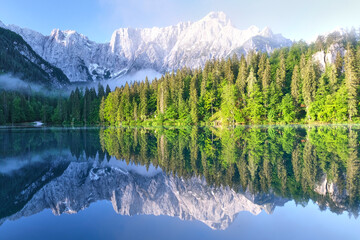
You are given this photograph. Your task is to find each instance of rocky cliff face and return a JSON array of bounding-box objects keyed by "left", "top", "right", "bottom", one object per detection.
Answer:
[
  {"left": 311, "top": 27, "right": 350, "bottom": 70},
  {"left": 0, "top": 159, "right": 287, "bottom": 230},
  {"left": 312, "top": 43, "right": 345, "bottom": 70},
  {"left": 2, "top": 12, "right": 292, "bottom": 82}
]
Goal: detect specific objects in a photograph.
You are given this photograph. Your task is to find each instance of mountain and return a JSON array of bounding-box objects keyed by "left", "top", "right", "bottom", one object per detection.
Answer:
[
  {"left": 2, "top": 12, "right": 292, "bottom": 82},
  {"left": 0, "top": 157, "right": 288, "bottom": 230},
  {"left": 0, "top": 25, "right": 70, "bottom": 87}
]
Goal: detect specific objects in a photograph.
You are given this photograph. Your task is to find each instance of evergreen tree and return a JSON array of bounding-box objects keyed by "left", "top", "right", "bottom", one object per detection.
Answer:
[
  {"left": 262, "top": 58, "right": 271, "bottom": 105},
  {"left": 70, "top": 88, "right": 81, "bottom": 123},
  {"left": 276, "top": 52, "right": 286, "bottom": 91},
  {"left": 335, "top": 51, "right": 343, "bottom": 78},
  {"left": 139, "top": 81, "right": 148, "bottom": 120},
  {"left": 225, "top": 58, "right": 234, "bottom": 83},
  {"left": 189, "top": 75, "right": 198, "bottom": 123},
  {"left": 236, "top": 55, "right": 248, "bottom": 97},
  {"left": 11, "top": 96, "right": 24, "bottom": 123},
  {"left": 219, "top": 82, "right": 237, "bottom": 125},
  {"left": 99, "top": 96, "right": 105, "bottom": 123},
  {"left": 344, "top": 43, "right": 359, "bottom": 121},
  {"left": 105, "top": 84, "right": 111, "bottom": 96},
  {"left": 291, "top": 65, "right": 301, "bottom": 104},
  {"left": 302, "top": 61, "right": 317, "bottom": 120},
  {"left": 257, "top": 53, "right": 267, "bottom": 80},
  {"left": 98, "top": 83, "right": 105, "bottom": 99}
]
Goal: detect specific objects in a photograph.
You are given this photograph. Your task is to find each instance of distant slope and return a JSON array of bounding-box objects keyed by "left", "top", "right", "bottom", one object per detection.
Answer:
[{"left": 0, "top": 27, "right": 70, "bottom": 87}]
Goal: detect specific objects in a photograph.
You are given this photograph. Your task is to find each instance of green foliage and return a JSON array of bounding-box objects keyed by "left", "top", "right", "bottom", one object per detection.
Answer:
[{"left": 279, "top": 94, "right": 296, "bottom": 123}]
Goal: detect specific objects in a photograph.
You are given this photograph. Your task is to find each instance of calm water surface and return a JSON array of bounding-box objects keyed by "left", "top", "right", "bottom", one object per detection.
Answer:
[{"left": 0, "top": 126, "right": 359, "bottom": 239}]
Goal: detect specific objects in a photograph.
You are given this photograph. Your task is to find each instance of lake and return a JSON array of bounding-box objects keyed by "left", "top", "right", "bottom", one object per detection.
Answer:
[{"left": 0, "top": 125, "right": 359, "bottom": 239}]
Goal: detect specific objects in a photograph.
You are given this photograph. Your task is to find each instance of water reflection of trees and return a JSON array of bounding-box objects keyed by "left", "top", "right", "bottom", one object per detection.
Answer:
[
  {"left": 1, "top": 126, "right": 359, "bottom": 218},
  {"left": 99, "top": 126, "right": 360, "bottom": 217}
]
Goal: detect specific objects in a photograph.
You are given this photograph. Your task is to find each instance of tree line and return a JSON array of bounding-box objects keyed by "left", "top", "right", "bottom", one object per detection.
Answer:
[{"left": 0, "top": 83, "right": 111, "bottom": 125}]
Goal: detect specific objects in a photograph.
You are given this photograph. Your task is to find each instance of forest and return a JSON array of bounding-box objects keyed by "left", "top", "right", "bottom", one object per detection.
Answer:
[
  {"left": 1, "top": 31, "right": 360, "bottom": 126},
  {"left": 0, "top": 83, "right": 110, "bottom": 125}
]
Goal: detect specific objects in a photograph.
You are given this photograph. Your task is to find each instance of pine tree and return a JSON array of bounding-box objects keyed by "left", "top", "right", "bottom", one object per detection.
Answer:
[
  {"left": 11, "top": 96, "right": 24, "bottom": 123},
  {"left": 299, "top": 53, "right": 307, "bottom": 80},
  {"left": 189, "top": 75, "right": 198, "bottom": 123},
  {"left": 236, "top": 55, "right": 248, "bottom": 97},
  {"left": 220, "top": 82, "right": 237, "bottom": 125},
  {"left": 335, "top": 51, "right": 343, "bottom": 78},
  {"left": 328, "top": 65, "right": 339, "bottom": 93},
  {"left": 225, "top": 58, "right": 234, "bottom": 84},
  {"left": 98, "top": 83, "right": 105, "bottom": 99},
  {"left": 83, "top": 87, "right": 90, "bottom": 125},
  {"left": 345, "top": 43, "right": 359, "bottom": 121},
  {"left": 262, "top": 58, "right": 271, "bottom": 105},
  {"left": 121, "top": 82, "right": 132, "bottom": 121},
  {"left": 71, "top": 88, "right": 81, "bottom": 123},
  {"left": 133, "top": 98, "right": 138, "bottom": 121},
  {"left": 139, "top": 81, "right": 148, "bottom": 120},
  {"left": 0, "top": 107, "right": 5, "bottom": 125},
  {"left": 99, "top": 96, "right": 105, "bottom": 123},
  {"left": 302, "top": 61, "right": 317, "bottom": 120},
  {"left": 247, "top": 68, "right": 258, "bottom": 97},
  {"left": 231, "top": 53, "right": 239, "bottom": 79},
  {"left": 257, "top": 53, "right": 267, "bottom": 80},
  {"left": 276, "top": 52, "right": 286, "bottom": 91},
  {"left": 291, "top": 65, "right": 301, "bottom": 104},
  {"left": 105, "top": 84, "right": 111, "bottom": 96}
]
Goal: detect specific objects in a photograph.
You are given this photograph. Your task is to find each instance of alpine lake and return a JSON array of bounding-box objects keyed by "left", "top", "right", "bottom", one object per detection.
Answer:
[{"left": 0, "top": 125, "right": 360, "bottom": 240}]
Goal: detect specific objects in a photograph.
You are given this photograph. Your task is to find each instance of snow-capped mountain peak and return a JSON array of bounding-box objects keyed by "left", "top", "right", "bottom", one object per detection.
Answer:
[
  {"left": 201, "top": 11, "right": 232, "bottom": 26},
  {"left": 247, "top": 25, "right": 260, "bottom": 34},
  {"left": 260, "top": 26, "right": 274, "bottom": 38},
  {"left": 2, "top": 12, "right": 292, "bottom": 82}
]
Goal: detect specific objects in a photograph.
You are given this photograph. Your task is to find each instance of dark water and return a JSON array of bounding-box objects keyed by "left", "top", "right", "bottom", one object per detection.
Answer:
[{"left": 0, "top": 126, "right": 360, "bottom": 239}]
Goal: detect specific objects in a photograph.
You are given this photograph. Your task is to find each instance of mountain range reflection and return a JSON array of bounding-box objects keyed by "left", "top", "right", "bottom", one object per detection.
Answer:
[{"left": 0, "top": 126, "right": 359, "bottom": 229}]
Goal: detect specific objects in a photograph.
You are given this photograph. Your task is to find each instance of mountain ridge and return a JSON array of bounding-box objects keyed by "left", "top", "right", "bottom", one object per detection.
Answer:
[{"left": 1, "top": 12, "right": 292, "bottom": 82}]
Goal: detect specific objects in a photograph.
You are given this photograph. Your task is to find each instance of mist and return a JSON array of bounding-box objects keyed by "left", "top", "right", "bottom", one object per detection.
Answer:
[
  {"left": 0, "top": 74, "right": 44, "bottom": 91},
  {"left": 0, "top": 74, "right": 68, "bottom": 97},
  {"left": 0, "top": 69, "right": 162, "bottom": 96},
  {"left": 82, "top": 69, "right": 162, "bottom": 91},
  {"left": 107, "top": 69, "right": 162, "bottom": 90}
]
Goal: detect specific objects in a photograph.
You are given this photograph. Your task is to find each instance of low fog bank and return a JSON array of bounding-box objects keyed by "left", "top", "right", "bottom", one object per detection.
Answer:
[
  {"left": 107, "top": 69, "right": 162, "bottom": 90},
  {"left": 0, "top": 74, "right": 46, "bottom": 92},
  {"left": 78, "top": 69, "right": 162, "bottom": 91},
  {"left": 0, "top": 74, "right": 68, "bottom": 97},
  {"left": 0, "top": 69, "right": 162, "bottom": 96}
]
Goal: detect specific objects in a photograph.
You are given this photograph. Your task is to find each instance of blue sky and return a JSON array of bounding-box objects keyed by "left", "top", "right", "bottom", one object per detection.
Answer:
[{"left": 0, "top": 0, "right": 359, "bottom": 43}]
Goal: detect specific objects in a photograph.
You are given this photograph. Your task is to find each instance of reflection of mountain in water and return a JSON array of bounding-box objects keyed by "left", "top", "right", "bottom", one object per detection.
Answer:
[{"left": 0, "top": 158, "right": 287, "bottom": 230}]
